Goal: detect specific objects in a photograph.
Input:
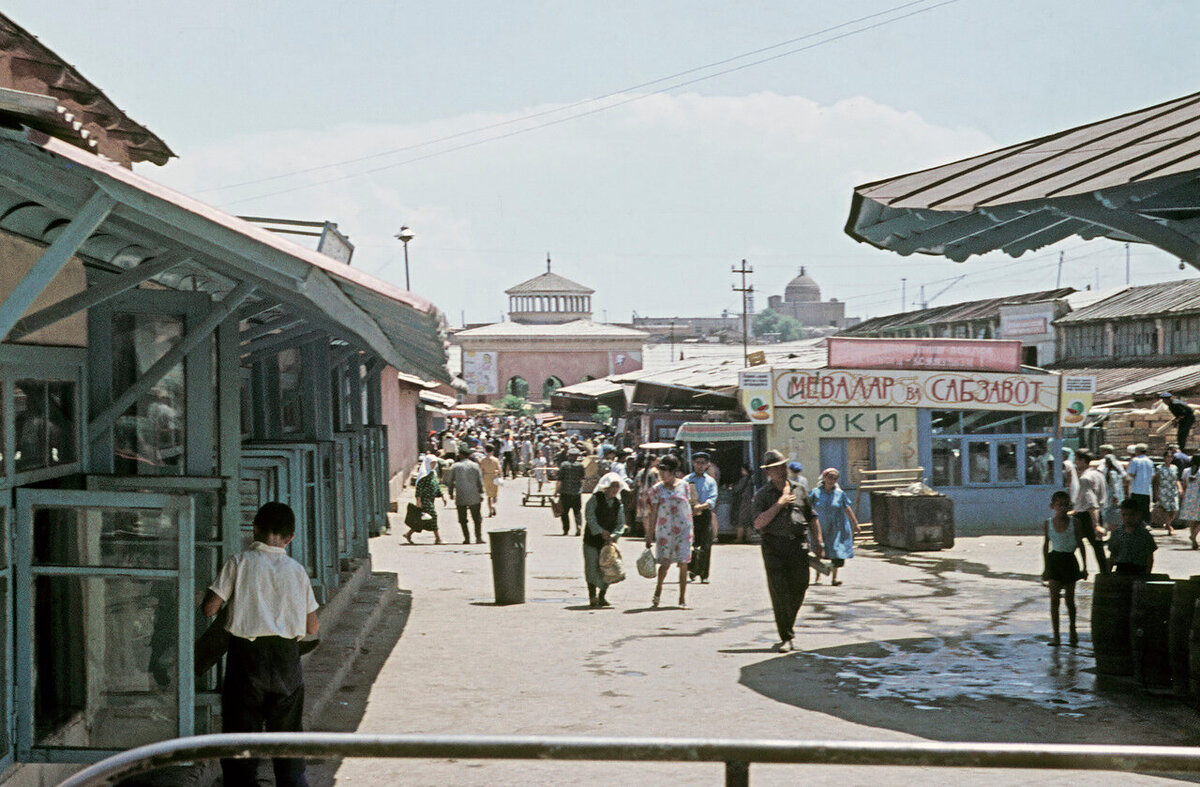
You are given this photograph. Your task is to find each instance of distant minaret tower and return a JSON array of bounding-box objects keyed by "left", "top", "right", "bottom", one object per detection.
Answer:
[{"left": 547, "top": 253, "right": 552, "bottom": 272}]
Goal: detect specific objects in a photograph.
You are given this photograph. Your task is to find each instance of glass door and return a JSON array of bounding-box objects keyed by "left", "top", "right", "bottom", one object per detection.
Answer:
[{"left": 15, "top": 489, "right": 193, "bottom": 762}]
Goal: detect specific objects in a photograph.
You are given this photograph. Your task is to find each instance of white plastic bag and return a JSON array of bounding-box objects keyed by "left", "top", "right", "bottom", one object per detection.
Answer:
[{"left": 636, "top": 547, "right": 657, "bottom": 578}]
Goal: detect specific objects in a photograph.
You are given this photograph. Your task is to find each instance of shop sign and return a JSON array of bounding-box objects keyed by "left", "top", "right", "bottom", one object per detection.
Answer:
[
  {"left": 773, "top": 368, "right": 1058, "bottom": 412},
  {"left": 1000, "top": 313, "right": 1051, "bottom": 338},
  {"left": 1058, "top": 375, "right": 1096, "bottom": 428},
  {"left": 780, "top": 409, "right": 902, "bottom": 435},
  {"left": 738, "top": 369, "right": 773, "bottom": 424},
  {"left": 827, "top": 336, "right": 1022, "bottom": 372}
]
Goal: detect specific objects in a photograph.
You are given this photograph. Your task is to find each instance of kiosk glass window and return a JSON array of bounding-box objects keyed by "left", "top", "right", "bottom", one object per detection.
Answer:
[
  {"left": 14, "top": 380, "right": 76, "bottom": 473},
  {"left": 930, "top": 410, "right": 1055, "bottom": 487},
  {"left": 112, "top": 314, "right": 186, "bottom": 475},
  {"left": 931, "top": 438, "right": 961, "bottom": 486}
]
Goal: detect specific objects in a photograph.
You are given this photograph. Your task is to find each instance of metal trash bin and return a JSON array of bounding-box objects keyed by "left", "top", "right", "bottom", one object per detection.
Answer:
[{"left": 488, "top": 528, "right": 527, "bottom": 605}]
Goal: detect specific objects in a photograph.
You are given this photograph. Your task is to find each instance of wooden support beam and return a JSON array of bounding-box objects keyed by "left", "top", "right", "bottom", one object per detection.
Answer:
[
  {"left": 240, "top": 317, "right": 305, "bottom": 344},
  {"left": 237, "top": 298, "right": 282, "bottom": 322},
  {"left": 0, "top": 189, "right": 116, "bottom": 340},
  {"left": 87, "top": 280, "right": 255, "bottom": 443},
  {"left": 8, "top": 251, "right": 188, "bottom": 340},
  {"left": 241, "top": 327, "right": 325, "bottom": 359}
]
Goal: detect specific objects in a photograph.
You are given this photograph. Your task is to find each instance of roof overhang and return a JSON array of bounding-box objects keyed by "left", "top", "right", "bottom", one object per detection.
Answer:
[
  {"left": 0, "top": 127, "right": 449, "bottom": 381},
  {"left": 846, "top": 91, "right": 1200, "bottom": 267}
]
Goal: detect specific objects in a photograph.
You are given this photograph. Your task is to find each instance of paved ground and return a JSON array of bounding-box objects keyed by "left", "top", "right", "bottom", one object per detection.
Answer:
[{"left": 313, "top": 485, "right": 1200, "bottom": 786}]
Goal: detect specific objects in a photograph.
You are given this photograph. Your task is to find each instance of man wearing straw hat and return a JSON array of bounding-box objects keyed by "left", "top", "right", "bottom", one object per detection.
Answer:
[{"left": 752, "top": 449, "right": 824, "bottom": 652}]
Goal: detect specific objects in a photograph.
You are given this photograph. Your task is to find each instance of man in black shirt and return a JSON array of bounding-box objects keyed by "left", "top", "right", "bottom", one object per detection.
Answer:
[
  {"left": 556, "top": 448, "right": 585, "bottom": 536},
  {"left": 752, "top": 449, "right": 824, "bottom": 652},
  {"left": 1161, "top": 392, "right": 1196, "bottom": 451}
]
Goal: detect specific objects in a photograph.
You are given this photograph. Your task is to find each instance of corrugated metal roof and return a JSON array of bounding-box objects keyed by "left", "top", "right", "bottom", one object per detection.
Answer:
[
  {"left": 504, "top": 270, "right": 594, "bottom": 295},
  {"left": 1055, "top": 278, "right": 1200, "bottom": 323},
  {"left": 841, "top": 288, "right": 1074, "bottom": 335},
  {"left": 1, "top": 128, "right": 449, "bottom": 382},
  {"left": 1056, "top": 364, "right": 1200, "bottom": 400},
  {"left": 845, "top": 91, "right": 1200, "bottom": 265}
]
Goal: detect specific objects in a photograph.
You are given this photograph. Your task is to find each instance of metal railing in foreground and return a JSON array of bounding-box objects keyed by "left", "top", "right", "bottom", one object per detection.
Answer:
[{"left": 57, "top": 733, "right": 1200, "bottom": 787}]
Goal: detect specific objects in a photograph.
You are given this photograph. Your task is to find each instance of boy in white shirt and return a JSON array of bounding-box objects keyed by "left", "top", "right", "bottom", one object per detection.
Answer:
[{"left": 201, "top": 502, "right": 319, "bottom": 787}]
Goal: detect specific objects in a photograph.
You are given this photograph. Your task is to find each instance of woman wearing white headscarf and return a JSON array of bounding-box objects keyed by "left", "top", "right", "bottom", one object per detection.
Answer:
[
  {"left": 405, "top": 454, "right": 445, "bottom": 544},
  {"left": 583, "top": 472, "right": 629, "bottom": 607}
]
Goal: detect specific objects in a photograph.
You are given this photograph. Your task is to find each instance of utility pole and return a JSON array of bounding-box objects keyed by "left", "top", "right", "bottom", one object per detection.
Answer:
[
  {"left": 919, "top": 284, "right": 926, "bottom": 311},
  {"left": 732, "top": 259, "right": 753, "bottom": 366},
  {"left": 669, "top": 318, "right": 676, "bottom": 362},
  {"left": 1125, "top": 242, "right": 1131, "bottom": 285},
  {"left": 1056, "top": 251, "right": 1064, "bottom": 288},
  {"left": 901, "top": 278, "right": 907, "bottom": 313}
]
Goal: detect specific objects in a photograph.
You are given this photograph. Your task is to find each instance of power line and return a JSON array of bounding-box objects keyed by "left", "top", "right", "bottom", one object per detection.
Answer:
[
  {"left": 199, "top": 0, "right": 937, "bottom": 195},
  {"left": 219, "top": 0, "right": 962, "bottom": 208}
]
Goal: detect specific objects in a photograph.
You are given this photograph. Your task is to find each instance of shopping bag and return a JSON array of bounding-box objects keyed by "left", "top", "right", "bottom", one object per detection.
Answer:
[
  {"left": 550, "top": 497, "right": 564, "bottom": 518},
  {"left": 636, "top": 547, "right": 657, "bottom": 578},
  {"left": 599, "top": 543, "right": 626, "bottom": 584}
]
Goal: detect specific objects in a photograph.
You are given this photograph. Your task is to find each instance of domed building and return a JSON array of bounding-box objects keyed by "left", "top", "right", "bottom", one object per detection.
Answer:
[
  {"left": 767, "top": 266, "right": 848, "bottom": 328},
  {"left": 451, "top": 258, "right": 646, "bottom": 403}
]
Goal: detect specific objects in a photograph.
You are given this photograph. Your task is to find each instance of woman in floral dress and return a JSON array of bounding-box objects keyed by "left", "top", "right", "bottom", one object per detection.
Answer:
[
  {"left": 644, "top": 453, "right": 693, "bottom": 608},
  {"left": 1179, "top": 455, "right": 1200, "bottom": 548},
  {"left": 405, "top": 455, "right": 445, "bottom": 545},
  {"left": 1153, "top": 446, "right": 1182, "bottom": 536}
]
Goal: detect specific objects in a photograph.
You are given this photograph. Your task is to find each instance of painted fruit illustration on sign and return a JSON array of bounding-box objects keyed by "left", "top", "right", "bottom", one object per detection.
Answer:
[
  {"left": 1062, "top": 398, "right": 1086, "bottom": 425},
  {"left": 748, "top": 396, "right": 771, "bottom": 421}
]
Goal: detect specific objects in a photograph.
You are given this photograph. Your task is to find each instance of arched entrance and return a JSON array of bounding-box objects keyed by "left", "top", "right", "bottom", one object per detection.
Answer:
[
  {"left": 506, "top": 375, "right": 529, "bottom": 399},
  {"left": 542, "top": 376, "right": 563, "bottom": 401}
]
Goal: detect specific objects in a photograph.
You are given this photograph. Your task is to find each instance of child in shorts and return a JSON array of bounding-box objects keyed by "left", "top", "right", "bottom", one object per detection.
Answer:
[
  {"left": 1043, "top": 490, "right": 1086, "bottom": 646},
  {"left": 201, "top": 502, "right": 319, "bottom": 787}
]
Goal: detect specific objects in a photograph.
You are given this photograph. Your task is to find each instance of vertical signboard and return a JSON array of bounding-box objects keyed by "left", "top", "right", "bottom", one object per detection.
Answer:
[
  {"left": 462, "top": 351, "right": 498, "bottom": 396},
  {"left": 1058, "top": 375, "right": 1096, "bottom": 429},
  {"left": 739, "top": 369, "right": 774, "bottom": 424}
]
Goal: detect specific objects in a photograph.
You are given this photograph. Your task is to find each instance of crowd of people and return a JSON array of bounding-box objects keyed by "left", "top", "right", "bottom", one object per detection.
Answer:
[
  {"left": 403, "top": 413, "right": 862, "bottom": 652},
  {"left": 1043, "top": 431, "right": 1198, "bottom": 648}
]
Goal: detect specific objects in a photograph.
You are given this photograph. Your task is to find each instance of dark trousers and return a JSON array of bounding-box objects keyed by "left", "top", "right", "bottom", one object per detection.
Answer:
[
  {"left": 1130, "top": 493, "right": 1152, "bottom": 524},
  {"left": 1179, "top": 416, "right": 1195, "bottom": 451},
  {"left": 1073, "top": 511, "right": 1108, "bottom": 574},
  {"left": 457, "top": 504, "right": 482, "bottom": 541},
  {"left": 689, "top": 510, "right": 714, "bottom": 581},
  {"left": 502, "top": 451, "right": 516, "bottom": 478},
  {"left": 221, "top": 636, "right": 307, "bottom": 787},
  {"left": 761, "top": 534, "right": 810, "bottom": 642},
  {"left": 560, "top": 493, "right": 582, "bottom": 534}
]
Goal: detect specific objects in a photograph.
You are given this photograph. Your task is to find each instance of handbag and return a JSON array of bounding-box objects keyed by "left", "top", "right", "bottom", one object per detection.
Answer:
[
  {"left": 636, "top": 547, "right": 657, "bottom": 578},
  {"left": 551, "top": 497, "right": 564, "bottom": 518},
  {"left": 405, "top": 502, "right": 426, "bottom": 528},
  {"left": 599, "top": 543, "right": 625, "bottom": 584}
]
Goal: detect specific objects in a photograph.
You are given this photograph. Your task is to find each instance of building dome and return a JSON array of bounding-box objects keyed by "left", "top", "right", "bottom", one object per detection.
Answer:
[
  {"left": 784, "top": 266, "right": 820, "bottom": 302},
  {"left": 505, "top": 255, "right": 594, "bottom": 324}
]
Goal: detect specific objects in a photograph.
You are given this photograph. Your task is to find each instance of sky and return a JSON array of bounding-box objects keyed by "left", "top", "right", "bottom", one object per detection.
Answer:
[{"left": 7, "top": 0, "right": 1200, "bottom": 325}]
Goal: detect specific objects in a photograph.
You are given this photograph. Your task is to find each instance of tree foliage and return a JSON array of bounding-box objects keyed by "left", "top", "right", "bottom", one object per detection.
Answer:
[
  {"left": 752, "top": 309, "right": 806, "bottom": 342},
  {"left": 494, "top": 394, "right": 529, "bottom": 413},
  {"left": 592, "top": 404, "right": 613, "bottom": 425}
]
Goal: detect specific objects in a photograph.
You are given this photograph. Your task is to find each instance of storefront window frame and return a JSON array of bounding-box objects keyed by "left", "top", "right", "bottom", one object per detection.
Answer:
[
  {"left": 0, "top": 345, "right": 87, "bottom": 489},
  {"left": 925, "top": 409, "right": 1057, "bottom": 488}
]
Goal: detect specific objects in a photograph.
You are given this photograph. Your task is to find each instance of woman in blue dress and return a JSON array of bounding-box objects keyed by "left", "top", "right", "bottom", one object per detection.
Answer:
[{"left": 810, "top": 468, "right": 861, "bottom": 586}]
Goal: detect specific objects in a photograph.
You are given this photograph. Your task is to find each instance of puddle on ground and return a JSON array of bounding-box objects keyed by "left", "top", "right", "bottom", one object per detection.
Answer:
[{"left": 802, "top": 633, "right": 1101, "bottom": 712}]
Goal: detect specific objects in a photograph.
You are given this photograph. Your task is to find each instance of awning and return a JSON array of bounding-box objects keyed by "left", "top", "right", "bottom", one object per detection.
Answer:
[
  {"left": 674, "top": 422, "right": 754, "bottom": 443},
  {"left": 846, "top": 91, "right": 1200, "bottom": 266},
  {"left": 419, "top": 390, "right": 458, "bottom": 408},
  {"left": 0, "top": 126, "right": 449, "bottom": 381}
]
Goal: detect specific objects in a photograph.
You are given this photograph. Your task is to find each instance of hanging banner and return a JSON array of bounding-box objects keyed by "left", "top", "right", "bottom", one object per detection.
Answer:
[
  {"left": 462, "top": 351, "right": 498, "bottom": 395},
  {"left": 773, "top": 368, "right": 1058, "bottom": 412},
  {"left": 739, "top": 369, "right": 774, "bottom": 424},
  {"left": 1058, "top": 375, "right": 1096, "bottom": 428}
]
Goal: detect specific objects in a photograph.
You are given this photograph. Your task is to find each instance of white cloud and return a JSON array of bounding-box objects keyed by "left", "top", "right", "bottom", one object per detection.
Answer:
[{"left": 145, "top": 92, "right": 996, "bottom": 324}]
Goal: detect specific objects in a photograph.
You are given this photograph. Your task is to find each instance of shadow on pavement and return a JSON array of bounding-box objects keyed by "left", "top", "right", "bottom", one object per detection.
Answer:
[
  {"left": 739, "top": 632, "right": 1200, "bottom": 749},
  {"left": 308, "top": 588, "right": 413, "bottom": 787}
]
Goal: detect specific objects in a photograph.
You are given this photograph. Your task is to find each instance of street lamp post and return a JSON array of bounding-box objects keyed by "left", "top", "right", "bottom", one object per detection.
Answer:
[{"left": 395, "top": 225, "right": 414, "bottom": 290}]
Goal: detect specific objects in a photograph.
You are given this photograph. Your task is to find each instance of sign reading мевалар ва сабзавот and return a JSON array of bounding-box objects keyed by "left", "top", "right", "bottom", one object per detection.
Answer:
[{"left": 772, "top": 368, "right": 1058, "bottom": 413}]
